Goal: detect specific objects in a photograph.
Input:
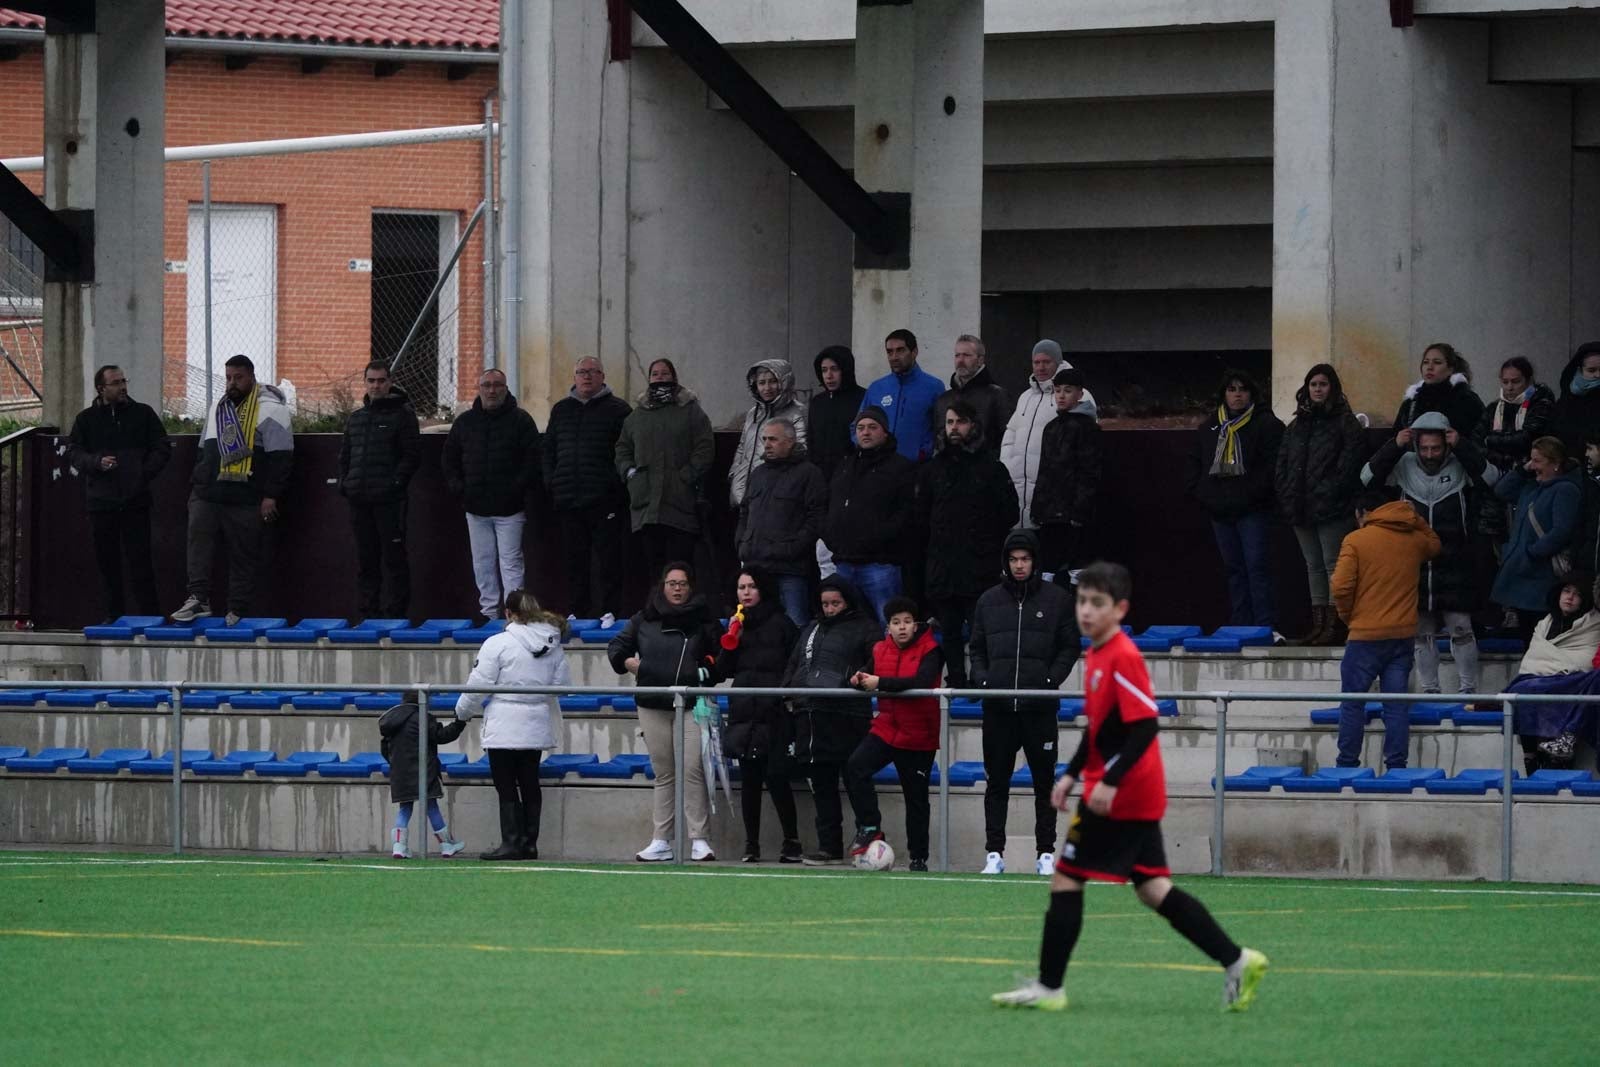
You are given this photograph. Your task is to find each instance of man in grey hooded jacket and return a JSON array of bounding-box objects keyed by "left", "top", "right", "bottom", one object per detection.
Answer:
[{"left": 730, "top": 358, "right": 809, "bottom": 508}]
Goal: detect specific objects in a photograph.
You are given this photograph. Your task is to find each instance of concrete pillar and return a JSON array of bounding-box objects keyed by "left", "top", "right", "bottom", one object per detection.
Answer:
[
  {"left": 851, "top": 0, "right": 983, "bottom": 387},
  {"left": 41, "top": 0, "right": 165, "bottom": 429},
  {"left": 510, "top": 0, "right": 629, "bottom": 422}
]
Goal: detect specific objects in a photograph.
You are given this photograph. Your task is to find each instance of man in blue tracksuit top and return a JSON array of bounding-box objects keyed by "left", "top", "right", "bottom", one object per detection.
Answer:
[{"left": 858, "top": 329, "right": 945, "bottom": 462}]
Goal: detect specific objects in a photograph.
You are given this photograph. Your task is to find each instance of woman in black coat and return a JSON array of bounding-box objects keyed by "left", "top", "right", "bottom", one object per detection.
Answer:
[
  {"left": 713, "top": 567, "right": 802, "bottom": 863},
  {"left": 1190, "top": 368, "right": 1285, "bottom": 635},
  {"left": 1393, "top": 342, "right": 1484, "bottom": 436},
  {"left": 378, "top": 702, "right": 468, "bottom": 859},
  {"left": 1473, "top": 357, "right": 1556, "bottom": 544},
  {"left": 1274, "top": 364, "right": 1366, "bottom": 644},
  {"left": 1549, "top": 340, "right": 1600, "bottom": 462}
]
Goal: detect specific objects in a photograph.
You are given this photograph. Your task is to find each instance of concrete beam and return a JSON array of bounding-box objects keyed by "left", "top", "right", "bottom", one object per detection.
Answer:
[
  {"left": 1490, "top": 14, "right": 1600, "bottom": 83},
  {"left": 981, "top": 226, "right": 1271, "bottom": 291},
  {"left": 1417, "top": 0, "right": 1600, "bottom": 15},
  {"left": 710, "top": 30, "right": 1273, "bottom": 111},
  {"left": 1039, "top": 289, "right": 1273, "bottom": 351},
  {"left": 983, "top": 165, "right": 1272, "bottom": 231},
  {"left": 1578, "top": 85, "right": 1600, "bottom": 145},
  {"left": 798, "top": 97, "right": 1274, "bottom": 169}
]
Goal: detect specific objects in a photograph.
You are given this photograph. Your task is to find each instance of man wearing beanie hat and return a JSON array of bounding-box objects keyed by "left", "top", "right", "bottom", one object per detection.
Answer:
[
  {"left": 858, "top": 329, "right": 945, "bottom": 462},
  {"left": 824, "top": 405, "right": 918, "bottom": 624},
  {"left": 1003, "top": 340, "right": 1098, "bottom": 527},
  {"left": 1361, "top": 410, "right": 1503, "bottom": 697}
]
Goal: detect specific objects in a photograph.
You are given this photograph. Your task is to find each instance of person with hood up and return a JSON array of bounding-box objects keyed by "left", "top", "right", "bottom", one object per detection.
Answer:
[
  {"left": 1362, "top": 411, "right": 1501, "bottom": 696},
  {"left": 730, "top": 358, "right": 808, "bottom": 508},
  {"left": 1491, "top": 435, "right": 1584, "bottom": 634},
  {"left": 1002, "top": 340, "right": 1097, "bottom": 529},
  {"left": 542, "top": 357, "right": 632, "bottom": 619},
  {"left": 1393, "top": 343, "right": 1484, "bottom": 437},
  {"left": 934, "top": 334, "right": 1013, "bottom": 459},
  {"left": 607, "top": 561, "right": 723, "bottom": 862},
  {"left": 1550, "top": 340, "right": 1600, "bottom": 460},
  {"left": 857, "top": 329, "right": 945, "bottom": 462},
  {"left": 443, "top": 367, "right": 540, "bottom": 622},
  {"left": 1472, "top": 357, "right": 1555, "bottom": 550},
  {"left": 783, "top": 575, "right": 879, "bottom": 865},
  {"left": 1505, "top": 573, "right": 1600, "bottom": 771},
  {"left": 736, "top": 420, "right": 828, "bottom": 626},
  {"left": 615, "top": 359, "right": 716, "bottom": 583},
  {"left": 338, "top": 361, "right": 421, "bottom": 619},
  {"left": 1330, "top": 489, "right": 1442, "bottom": 769},
  {"left": 1274, "top": 364, "right": 1366, "bottom": 645},
  {"left": 713, "top": 568, "right": 802, "bottom": 863},
  {"left": 1189, "top": 368, "right": 1286, "bottom": 638},
  {"left": 914, "top": 399, "right": 1021, "bottom": 687},
  {"left": 455, "top": 590, "right": 573, "bottom": 861},
  {"left": 844, "top": 595, "right": 945, "bottom": 872},
  {"left": 1030, "top": 366, "right": 1102, "bottom": 582},
  {"left": 379, "top": 701, "right": 467, "bottom": 859},
  {"left": 808, "top": 345, "right": 866, "bottom": 580},
  {"left": 823, "top": 406, "right": 917, "bottom": 625},
  {"left": 969, "top": 528, "right": 1081, "bottom": 875}
]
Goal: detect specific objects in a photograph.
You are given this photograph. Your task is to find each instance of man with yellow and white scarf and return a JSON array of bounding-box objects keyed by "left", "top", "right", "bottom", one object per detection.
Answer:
[{"left": 172, "top": 354, "right": 294, "bottom": 625}]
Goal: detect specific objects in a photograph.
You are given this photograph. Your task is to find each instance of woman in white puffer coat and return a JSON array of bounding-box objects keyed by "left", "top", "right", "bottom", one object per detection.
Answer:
[{"left": 456, "top": 590, "right": 572, "bottom": 861}]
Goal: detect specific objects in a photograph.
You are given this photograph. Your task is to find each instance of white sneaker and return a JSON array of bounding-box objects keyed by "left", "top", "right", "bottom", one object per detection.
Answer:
[
  {"left": 435, "top": 832, "right": 466, "bottom": 858},
  {"left": 1271, "top": 630, "right": 1287, "bottom": 647},
  {"left": 981, "top": 851, "right": 1005, "bottom": 874},
  {"left": 690, "top": 839, "right": 715, "bottom": 861},
  {"left": 391, "top": 828, "right": 409, "bottom": 860},
  {"left": 636, "top": 838, "right": 674, "bottom": 862},
  {"left": 991, "top": 979, "right": 1067, "bottom": 1011},
  {"left": 171, "top": 596, "right": 210, "bottom": 623},
  {"left": 224, "top": 611, "right": 241, "bottom": 628},
  {"left": 1036, "top": 852, "right": 1055, "bottom": 876},
  {"left": 600, "top": 612, "right": 616, "bottom": 628}
]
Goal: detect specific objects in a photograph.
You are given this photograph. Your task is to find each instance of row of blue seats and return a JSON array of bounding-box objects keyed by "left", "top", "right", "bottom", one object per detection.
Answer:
[
  {"left": 0, "top": 747, "right": 658, "bottom": 781},
  {"left": 1111, "top": 625, "right": 1526, "bottom": 655},
  {"left": 1219, "top": 765, "right": 1600, "bottom": 796},
  {"left": 1308, "top": 702, "right": 1505, "bottom": 728},
  {"left": 82, "top": 616, "right": 632, "bottom": 645},
  {"left": 0, "top": 688, "right": 644, "bottom": 713}
]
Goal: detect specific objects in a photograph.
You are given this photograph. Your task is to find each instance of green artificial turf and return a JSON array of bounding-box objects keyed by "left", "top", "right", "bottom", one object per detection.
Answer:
[{"left": 1, "top": 852, "right": 1596, "bottom": 1064}]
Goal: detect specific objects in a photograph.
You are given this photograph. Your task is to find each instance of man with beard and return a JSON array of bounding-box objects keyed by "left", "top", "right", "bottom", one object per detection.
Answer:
[{"left": 934, "top": 334, "right": 1013, "bottom": 459}]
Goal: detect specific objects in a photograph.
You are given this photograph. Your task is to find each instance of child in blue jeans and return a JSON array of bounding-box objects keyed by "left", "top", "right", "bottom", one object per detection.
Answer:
[{"left": 379, "top": 702, "right": 467, "bottom": 858}]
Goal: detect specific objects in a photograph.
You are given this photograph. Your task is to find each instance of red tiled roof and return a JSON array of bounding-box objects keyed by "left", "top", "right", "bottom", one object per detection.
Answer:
[{"left": 0, "top": 1, "right": 499, "bottom": 51}]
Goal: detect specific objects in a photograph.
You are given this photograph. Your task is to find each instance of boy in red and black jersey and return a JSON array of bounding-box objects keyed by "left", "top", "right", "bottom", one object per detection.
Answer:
[{"left": 992, "top": 561, "right": 1268, "bottom": 1013}]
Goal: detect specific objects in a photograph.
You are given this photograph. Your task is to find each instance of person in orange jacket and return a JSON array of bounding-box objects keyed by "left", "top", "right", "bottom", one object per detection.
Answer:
[{"left": 1330, "top": 489, "right": 1442, "bottom": 769}]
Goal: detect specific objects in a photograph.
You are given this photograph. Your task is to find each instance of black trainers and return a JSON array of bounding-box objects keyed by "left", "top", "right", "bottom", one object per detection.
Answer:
[
  {"left": 778, "top": 839, "right": 803, "bottom": 864},
  {"left": 741, "top": 845, "right": 760, "bottom": 863},
  {"left": 849, "top": 827, "right": 886, "bottom": 858},
  {"left": 801, "top": 851, "right": 845, "bottom": 866},
  {"left": 909, "top": 858, "right": 929, "bottom": 872}
]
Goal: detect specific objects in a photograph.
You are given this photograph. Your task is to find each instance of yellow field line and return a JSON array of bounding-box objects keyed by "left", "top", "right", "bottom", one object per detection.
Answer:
[{"left": 0, "top": 928, "right": 301, "bottom": 948}]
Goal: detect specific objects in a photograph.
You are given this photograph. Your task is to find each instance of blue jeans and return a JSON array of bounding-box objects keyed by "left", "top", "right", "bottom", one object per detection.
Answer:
[
  {"left": 1337, "top": 638, "right": 1414, "bottom": 768},
  {"left": 831, "top": 562, "right": 901, "bottom": 626},
  {"left": 776, "top": 574, "right": 811, "bottom": 628},
  {"left": 1212, "top": 512, "right": 1274, "bottom": 628}
]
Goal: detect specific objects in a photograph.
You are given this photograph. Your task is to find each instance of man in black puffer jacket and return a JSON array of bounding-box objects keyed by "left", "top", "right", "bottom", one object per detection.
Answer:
[
  {"left": 737, "top": 421, "right": 828, "bottom": 626},
  {"left": 543, "top": 357, "right": 631, "bottom": 618},
  {"left": 823, "top": 407, "right": 917, "bottom": 625},
  {"left": 783, "top": 576, "right": 879, "bottom": 864},
  {"left": 969, "top": 528, "right": 1080, "bottom": 875},
  {"left": 443, "top": 368, "right": 541, "bottom": 620},
  {"left": 338, "top": 362, "right": 421, "bottom": 618}
]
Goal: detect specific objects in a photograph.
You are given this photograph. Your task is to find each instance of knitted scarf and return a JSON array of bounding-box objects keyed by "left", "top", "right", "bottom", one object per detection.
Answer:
[
  {"left": 214, "top": 386, "right": 260, "bottom": 483},
  {"left": 1209, "top": 404, "right": 1254, "bottom": 477}
]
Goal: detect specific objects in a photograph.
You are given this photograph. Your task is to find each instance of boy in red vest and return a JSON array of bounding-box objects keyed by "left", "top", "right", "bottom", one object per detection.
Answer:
[
  {"left": 993, "top": 561, "right": 1268, "bottom": 1012},
  {"left": 845, "top": 596, "right": 944, "bottom": 872}
]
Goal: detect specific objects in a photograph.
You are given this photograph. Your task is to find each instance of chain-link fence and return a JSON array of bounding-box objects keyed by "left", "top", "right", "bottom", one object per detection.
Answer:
[{"left": 0, "top": 217, "right": 44, "bottom": 422}]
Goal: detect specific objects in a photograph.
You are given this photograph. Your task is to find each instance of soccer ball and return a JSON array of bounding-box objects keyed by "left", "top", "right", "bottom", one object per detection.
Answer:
[{"left": 855, "top": 839, "right": 895, "bottom": 871}]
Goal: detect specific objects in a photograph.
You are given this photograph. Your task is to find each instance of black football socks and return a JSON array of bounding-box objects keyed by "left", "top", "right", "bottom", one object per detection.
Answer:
[
  {"left": 1158, "top": 887, "right": 1241, "bottom": 967},
  {"left": 1038, "top": 889, "right": 1084, "bottom": 989}
]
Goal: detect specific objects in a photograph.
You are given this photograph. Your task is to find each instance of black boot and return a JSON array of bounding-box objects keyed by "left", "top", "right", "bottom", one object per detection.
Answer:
[
  {"left": 521, "top": 798, "right": 541, "bottom": 860},
  {"left": 480, "top": 803, "right": 526, "bottom": 861}
]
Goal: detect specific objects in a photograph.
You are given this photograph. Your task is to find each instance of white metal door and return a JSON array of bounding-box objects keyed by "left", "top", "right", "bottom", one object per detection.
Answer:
[{"left": 186, "top": 204, "right": 277, "bottom": 418}]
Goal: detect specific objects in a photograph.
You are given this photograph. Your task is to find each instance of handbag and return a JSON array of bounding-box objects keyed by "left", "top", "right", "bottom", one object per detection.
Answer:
[{"left": 1525, "top": 507, "right": 1573, "bottom": 578}]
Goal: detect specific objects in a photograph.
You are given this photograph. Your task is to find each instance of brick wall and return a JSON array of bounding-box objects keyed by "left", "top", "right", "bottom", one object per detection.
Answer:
[{"left": 0, "top": 46, "right": 495, "bottom": 414}]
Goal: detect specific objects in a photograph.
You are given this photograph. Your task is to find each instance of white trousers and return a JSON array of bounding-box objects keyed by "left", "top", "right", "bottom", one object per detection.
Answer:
[{"left": 465, "top": 512, "right": 526, "bottom": 616}]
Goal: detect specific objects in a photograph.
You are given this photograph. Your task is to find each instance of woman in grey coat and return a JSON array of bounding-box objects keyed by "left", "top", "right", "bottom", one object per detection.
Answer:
[{"left": 615, "top": 358, "right": 716, "bottom": 582}]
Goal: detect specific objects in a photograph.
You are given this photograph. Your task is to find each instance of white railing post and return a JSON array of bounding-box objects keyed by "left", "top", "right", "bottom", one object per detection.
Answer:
[{"left": 1212, "top": 695, "right": 1228, "bottom": 877}]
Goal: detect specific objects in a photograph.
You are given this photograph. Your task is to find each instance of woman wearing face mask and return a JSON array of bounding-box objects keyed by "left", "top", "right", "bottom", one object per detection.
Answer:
[
  {"left": 1492, "top": 436, "right": 1585, "bottom": 640},
  {"left": 1190, "top": 369, "right": 1286, "bottom": 640},
  {"left": 615, "top": 358, "right": 716, "bottom": 583},
  {"left": 1275, "top": 364, "right": 1367, "bottom": 645},
  {"left": 1394, "top": 343, "right": 1485, "bottom": 437},
  {"left": 713, "top": 567, "right": 802, "bottom": 863},
  {"left": 729, "top": 359, "right": 808, "bottom": 509},
  {"left": 1472, "top": 357, "right": 1554, "bottom": 551},
  {"left": 1504, "top": 573, "right": 1600, "bottom": 771},
  {"left": 1550, "top": 341, "right": 1600, "bottom": 461}
]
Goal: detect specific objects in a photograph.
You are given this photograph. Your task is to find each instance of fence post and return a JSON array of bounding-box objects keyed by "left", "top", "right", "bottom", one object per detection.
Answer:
[
  {"left": 938, "top": 692, "right": 951, "bottom": 873},
  {"left": 170, "top": 685, "right": 184, "bottom": 856},
  {"left": 415, "top": 688, "right": 429, "bottom": 862},
  {"left": 672, "top": 690, "right": 686, "bottom": 866},
  {"left": 1212, "top": 696, "right": 1228, "bottom": 877},
  {"left": 202, "top": 160, "right": 213, "bottom": 417},
  {"left": 1501, "top": 696, "right": 1515, "bottom": 882}
]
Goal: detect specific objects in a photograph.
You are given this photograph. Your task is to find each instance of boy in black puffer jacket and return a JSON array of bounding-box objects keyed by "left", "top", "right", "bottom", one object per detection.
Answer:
[{"left": 1030, "top": 367, "right": 1102, "bottom": 583}]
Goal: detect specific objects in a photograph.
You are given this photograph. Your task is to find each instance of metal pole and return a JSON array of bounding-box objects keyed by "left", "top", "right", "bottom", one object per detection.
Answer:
[
  {"left": 1502, "top": 697, "right": 1515, "bottom": 882},
  {"left": 937, "top": 693, "right": 950, "bottom": 873},
  {"left": 499, "top": 0, "right": 522, "bottom": 400},
  {"left": 202, "top": 161, "right": 213, "bottom": 417},
  {"left": 416, "top": 689, "right": 430, "bottom": 862},
  {"left": 1211, "top": 696, "right": 1228, "bottom": 877},
  {"left": 672, "top": 691, "right": 686, "bottom": 865},
  {"left": 389, "top": 201, "right": 488, "bottom": 374},
  {"left": 482, "top": 96, "right": 498, "bottom": 372},
  {"left": 170, "top": 686, "right": 184, "bottom": 855}
]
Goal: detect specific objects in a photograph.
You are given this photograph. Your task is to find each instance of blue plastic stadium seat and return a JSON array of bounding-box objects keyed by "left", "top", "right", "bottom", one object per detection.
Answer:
[
  {"left": 1351, "top": 768, "right": 1444, "bottom": 794},
  {"left": 873, "top": 763, "right": 900, "bottom": 784},
  {"left": 580, "top": 625, "right": 626, "bottom": 644},
  {"left": 183, "top": 689, "right": 245, "bottom": 710},
  {"left": 0, "top": 745, "right": 28, "bottom": 765},
  {"left": 431, "top": 692, "right": 465, "bottom": 712},
  {"left": 1010, "top": 762, "right": 1068, "bottom": 789},
  {"left": 439, "top": 753, "right": 467, "bottom": 766},
  {"left": 254, "top": 751, "right": 338, "bottom": 777},
  {"left": 143, "top": 617, "right": 229, "bottom": 642},
  {"left": 1570, "top": 777, "right": 1600, "bottom": 797},
  {"left": 451, "top": 619, "right": 508, "bottom": 644},
  {"left": 390, "top": 618, "right": 474, "bottom": 645},
  {"left": 1058, "top": 699, "right": 1084, "bottom": 720},
  {"left": 83, "top": 614, "right": 167, "bottom": 640},
  {"left": 610, "top": 694, "right": 637, "bottom": 712},
  {"left": 229, "top": 691, "right": 307, "bottom": 711},
  {"left": 1425, "top": 769, "right": 1522, "bottom": 795},
  {"left": 42, "top": 689, "right": 114, "bottom": 708},
  {"left": 568, "top": 618, "right": 601, "bottom": 632},
  {"left": 7, "top": 746, "right": 90, "bottom": 772},
  {"left": 326, "top": 619, "right": 409, "bottom": 644},
  {"left": 1478, "top": 637, "right": 1527, "bottom": 655},
  {"left": 353, "top": 692, "right": 405, "bottom": 711},
  {"left": 577, "top": 754, "right": 655, "bottom": 780},
  {"left": 192, "top": 750, "right": 276, "bottom": 776},
  {"left": 949, "top": 698, "right": 982, "bottom": 720},
  {"left": 289, "top": 691, "right": 361, "bottom": 710},
  {"left": 1246, "top": 766, "right": 1299, "bottom": 783},
  {"left": 205, "top": 617, "right": 288, "bottom": 643},
  {"left": 446, "top": 755, "right": 492, "bottom": 779},
  {"left": 946, "top": 760, "right": 985, "bottom": 786},
  {"left": 559, "top": 695, "right": 604, "bottom": 712},
  {"left": 128, "top": 750, "right": 214, "bottom": 774},
  {"left": 1156, "top": 699, "right": 1178, "bottom": 717},
  {"left": 264, "top": 618, "right": 348, "bottom": 643},
  {"left": 0, "top": 688, "right": 52, "bottom": 707},
  {"left": 1511, "top": 776, "right": 1564, "bottom": 796},
  {"left": 1529, "top": 769, "right": 1590, "bottom": 787},
  {"left": 1449, "top": 707, "right": 1505, "bottom": 727},
  {"left": 105, "top": 689, "right": 170, "bottom": 709},
  {"left": 539, "top": 753, "right": 600, "bottom": 779},
  {"left": 1310, "top": 703, "right": 1447, "bottom": 727},
  {"left": 1183, "top": 626, "right": 1274, "bottom": 653},
  {"left": 317, "top": 752, "right": 390, "bottom": 778},
  {"left": 1133, "top": 625, "right": 1202, "bottom": 652},
  {"left": 1080, "top": 625, "right": 1133, "bottom": 650},
  {"left": 1280, "top": 774, "right": 1343, "bottom": 793},
  {"left": 66, "top": 748, "right": 151, "bottom": 773},
  {"left": 1220, "top": 774, "right": 1272, "bottom": 792}
]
